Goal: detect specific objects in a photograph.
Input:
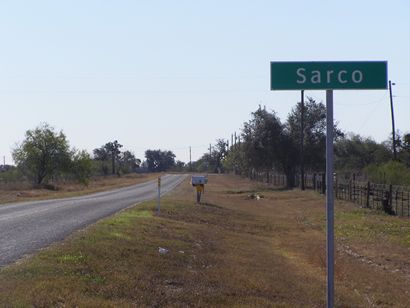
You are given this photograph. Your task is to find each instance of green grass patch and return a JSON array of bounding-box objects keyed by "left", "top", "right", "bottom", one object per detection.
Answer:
[
  {"left": 103, "top": 208, "right": 154, "bottom": 227},
  {"left": 57, "top": 252, "right": 88, "bottom": 264},
  {"left": 335, "top": 207, "right": 410, "bottom": 246},
  {"left": 0, "top": 198, "right": 219, "bottom": 306}
]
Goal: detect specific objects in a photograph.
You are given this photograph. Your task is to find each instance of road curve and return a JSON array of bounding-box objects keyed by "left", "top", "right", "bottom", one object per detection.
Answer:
[{"left": 0, "top": 174, "right": 187, "bottom": 267}]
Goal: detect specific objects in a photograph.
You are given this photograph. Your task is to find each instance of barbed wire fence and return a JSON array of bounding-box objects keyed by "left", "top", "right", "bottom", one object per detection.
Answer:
[{"left": 248, "top": 170, "right": 410, "bottom": 217}]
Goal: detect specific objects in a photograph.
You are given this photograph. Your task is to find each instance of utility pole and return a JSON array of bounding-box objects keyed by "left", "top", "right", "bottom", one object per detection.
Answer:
[
  {"left": 208, "top": 144, "right": 212, "bottom": 173},
  {"left": 300, "top": 90, "right": 305, "bottom": 190},
  {"left": 234, "top": 132, "right": 237, "bottom": 147},
  {"left": 389, "top": 80, "right": 397, "bottom": 160},
  {"left": 189, "top": 146, "right": 192, "bottom": 172},
  {"left": 231, "top": 134, "right": 234, "bottom": 149}
]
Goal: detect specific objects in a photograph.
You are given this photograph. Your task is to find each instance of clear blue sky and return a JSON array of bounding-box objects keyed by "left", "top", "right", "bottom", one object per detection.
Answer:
[{"left": 1, "top": 0, "right": 409, "bottom": 164}]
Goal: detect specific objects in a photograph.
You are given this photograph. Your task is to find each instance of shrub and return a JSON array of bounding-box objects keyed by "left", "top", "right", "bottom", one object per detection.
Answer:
[{"left": 365, "top": 160, "right": 410, "bottom": 186}]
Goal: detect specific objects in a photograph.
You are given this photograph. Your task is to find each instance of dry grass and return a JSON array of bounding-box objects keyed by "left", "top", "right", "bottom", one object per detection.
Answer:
[
  {"left": 0, "top": 173, "right": 160, "bottom": 205},
  {"left": 0, "top": 174, "right": 409, "bottom": 307}
]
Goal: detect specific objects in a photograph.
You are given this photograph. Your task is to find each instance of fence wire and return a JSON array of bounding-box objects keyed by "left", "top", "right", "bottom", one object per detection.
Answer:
[{"left": 249, "top": 171, "right": 410, "bottom": 217}]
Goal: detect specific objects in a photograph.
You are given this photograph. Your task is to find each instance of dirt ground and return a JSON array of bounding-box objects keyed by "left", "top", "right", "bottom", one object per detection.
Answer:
[
  {"left": 0, "top": 174, "right": 409, "bottom": 307},
  {"left": 0, "top": 173, "right": 160, "bottom": 204},
  {"left": 201, "top": 175, "right": 410, "bottom": 306}
]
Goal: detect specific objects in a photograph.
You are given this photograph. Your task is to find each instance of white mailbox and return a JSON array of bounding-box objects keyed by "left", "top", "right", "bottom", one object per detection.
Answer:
[{"left": 191, "top": 175, "right": 208, "bottom": 186}]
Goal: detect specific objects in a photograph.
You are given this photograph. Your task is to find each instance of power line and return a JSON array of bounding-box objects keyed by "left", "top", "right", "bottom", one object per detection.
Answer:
[
  {"left": 357, "top": 99, "right": 385, "bottom": 131},
  {"left": 304, "top": 93, "right": 388, "bottom": 106},
  {"left": 336, "top": 95, "right": 387, "bottom": 106}
]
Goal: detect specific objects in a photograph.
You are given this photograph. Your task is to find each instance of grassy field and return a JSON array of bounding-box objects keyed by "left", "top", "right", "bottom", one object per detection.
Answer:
[
  {"left": 0, "top": 174, "right": 409, "bottom": 307},
  {"left": 0, "top": 173, "right": 160, "bottom": 204}
]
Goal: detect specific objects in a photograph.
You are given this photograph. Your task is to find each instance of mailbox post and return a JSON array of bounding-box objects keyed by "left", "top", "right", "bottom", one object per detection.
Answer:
[{"left": 191, "top": 175, "right": 208, "bottom": 204}]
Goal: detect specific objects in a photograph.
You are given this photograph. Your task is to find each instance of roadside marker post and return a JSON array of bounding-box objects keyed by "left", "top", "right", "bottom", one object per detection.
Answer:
[
  {"left": 157, "top": 176, "right": 161, "bottom": 214},
  {"left": 270, "top": 61, "right": 387, "bottom": 308}
]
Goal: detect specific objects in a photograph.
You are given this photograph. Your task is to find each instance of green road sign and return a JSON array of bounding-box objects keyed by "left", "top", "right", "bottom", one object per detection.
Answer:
[{"left": 270, "top": 61, "right": 387, "bottom": 90}]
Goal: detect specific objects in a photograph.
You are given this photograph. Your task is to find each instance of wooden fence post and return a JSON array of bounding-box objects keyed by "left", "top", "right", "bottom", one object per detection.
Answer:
[
  {"left": 321, "top": 173, "right": 326, "bottom": 195},
  {"left": 335, "top": 174, "right": 339, "bottom": 199},
  {"left": 353, "top": 173, "right": 356, "bottom": 201},
  {"left": 366, "top": 181, "right": 370, "bottom": 208},
  {"left": 313, "top": 173, "right": 317, "bottom": 191}
]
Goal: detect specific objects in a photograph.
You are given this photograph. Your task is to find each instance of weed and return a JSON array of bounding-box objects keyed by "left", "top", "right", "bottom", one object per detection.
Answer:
[{"left": 57, "top": 252, "right": 88, "bottom": 264}]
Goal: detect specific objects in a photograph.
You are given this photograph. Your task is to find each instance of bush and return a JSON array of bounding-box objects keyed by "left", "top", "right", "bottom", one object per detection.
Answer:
[
  {"left": 71, "top": 150, "right": 93, "bottom": 186},
  {"left": 365, "top": 160, "right": 410, "bottom": 186},
  {"left": 0, "top": 168, "right": 24, "bottom": 183}
]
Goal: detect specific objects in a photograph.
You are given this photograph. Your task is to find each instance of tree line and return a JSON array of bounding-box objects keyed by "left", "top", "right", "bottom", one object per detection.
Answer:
[
  {"left": 5, "top": 102, "right": 410, "bottom": 188},
  {"left": 192, "top": 98, "right": 410, "bottom": 187},
  {"left": 6, "top": 123, "right": 178, "bottom": 186}
]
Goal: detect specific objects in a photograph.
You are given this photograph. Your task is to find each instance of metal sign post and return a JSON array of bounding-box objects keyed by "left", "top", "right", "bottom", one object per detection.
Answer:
[
  {"left": 326, "top": 90, "right": 334, "bottom": 307},
  {"left": 270, "top": 61, "right": 387, "bottom": 308}
]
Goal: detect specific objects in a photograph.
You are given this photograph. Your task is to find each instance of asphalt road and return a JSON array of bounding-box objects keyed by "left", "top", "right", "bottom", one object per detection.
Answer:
[{"left": 0, "top": 174, "right": 187, "bottom": 267}]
